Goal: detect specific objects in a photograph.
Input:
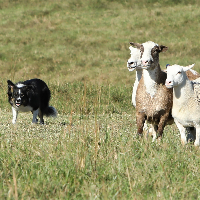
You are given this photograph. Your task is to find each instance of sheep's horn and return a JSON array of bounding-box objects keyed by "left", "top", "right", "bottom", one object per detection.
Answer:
[
  {"left": 188, "top": 63, "right": 195, "bottom": 68},
  {"left": 184, "top": 63, "right": 195, "bottom": 72}
]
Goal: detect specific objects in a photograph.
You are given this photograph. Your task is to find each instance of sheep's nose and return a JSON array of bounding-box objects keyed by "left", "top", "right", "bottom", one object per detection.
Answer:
[
  {"left": 165, "top": 80, "right": 173, "bottom": 88},
  {"left": 142, "top": 60, "right": 149, "bottom": 66},
  {"left": 128, "top": 61, "right": 134, "bottom": 65},
  {"left": 165, "top": 80, "right": 172, "bottom": 85}
]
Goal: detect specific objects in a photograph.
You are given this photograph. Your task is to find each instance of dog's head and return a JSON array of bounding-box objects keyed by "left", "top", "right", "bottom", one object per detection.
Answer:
[{"left": 7, "top": 80, "right": 34, "bottom": 108}]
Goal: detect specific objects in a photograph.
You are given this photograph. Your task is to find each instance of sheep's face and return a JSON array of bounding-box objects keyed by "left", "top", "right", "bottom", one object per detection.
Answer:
[
  {"left": 127, "top": 46, "right": 142, "bottom": 71},
  {"left": 129, "top": 41, "right": 168, "bottom": 70},
  {"left": 141, "top": 41, "right": 158, "bottom": 68},
  {"left": 165, "top": 65, "right": 189, "bottom": 88},
  {"left": 140, "top": 41, "right": 168, "bottom": 69}
]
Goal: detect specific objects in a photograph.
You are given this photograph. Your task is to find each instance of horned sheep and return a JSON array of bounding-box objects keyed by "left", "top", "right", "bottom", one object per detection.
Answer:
[
  {"left": 127, "top": 41, "right": 200, "bottom": 140},
  {"left": 131, "top": 41, "right": 173, "bottom": 140},
  {"left": 127, "top": 45, "right": 200, "bottom": 109},
  {"left": 165, "top": 64, "right": 200, "bottom": 146}
]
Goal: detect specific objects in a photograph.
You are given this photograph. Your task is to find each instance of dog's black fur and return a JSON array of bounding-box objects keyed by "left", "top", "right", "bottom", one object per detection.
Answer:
[{"left": 7, "top": 78, "right": 57, "bottom": 124}]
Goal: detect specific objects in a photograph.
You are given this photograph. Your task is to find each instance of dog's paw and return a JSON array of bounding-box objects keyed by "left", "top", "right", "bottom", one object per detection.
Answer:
[{"left": 12, "top": 119, "right": 16, "bottom": 124}]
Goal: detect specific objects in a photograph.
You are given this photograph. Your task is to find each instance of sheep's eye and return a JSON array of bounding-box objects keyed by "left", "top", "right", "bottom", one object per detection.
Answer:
[
  {"left": 177, "top": 71, "right": 181, "bottom": 74},
  {"left": 152, "top": 48, "right": 158, "bottom": 53}
]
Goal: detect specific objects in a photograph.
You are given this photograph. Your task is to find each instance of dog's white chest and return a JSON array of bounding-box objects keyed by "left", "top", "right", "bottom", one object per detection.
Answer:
[{"left": 14, "top": 105, "right": 33, "bottom": 112}]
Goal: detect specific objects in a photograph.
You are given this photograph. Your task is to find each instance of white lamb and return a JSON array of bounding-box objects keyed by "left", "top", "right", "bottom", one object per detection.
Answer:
[{"left": 165, "top": 64, "right": 200, "bottom": 146}]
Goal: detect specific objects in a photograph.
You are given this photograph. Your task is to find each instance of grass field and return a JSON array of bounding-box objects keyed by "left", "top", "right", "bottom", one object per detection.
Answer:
[{"left": 1, "top": 0, "right": 200, "bottom": 199}]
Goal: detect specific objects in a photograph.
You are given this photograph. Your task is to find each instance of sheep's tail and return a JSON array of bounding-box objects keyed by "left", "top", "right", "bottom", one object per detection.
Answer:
[{"left": 44, "top": 106, "right": 57, "bottom": 117}]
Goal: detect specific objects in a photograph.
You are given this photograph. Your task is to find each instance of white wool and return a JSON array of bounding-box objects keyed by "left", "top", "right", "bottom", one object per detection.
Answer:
[
  {"left": 143, "top": 68, "right": 158, "bottom": 97},
  {"left": 127, "top": 46, "right": 141, "bottom": 72},
  {"left": 127, "top": 46, "right": 142, "bottom": 106},
  {"left": 131, "top": 70, "right": 143, "bottom": 107},
  {"left": 129, "top": 46, "right": 141, "bottom": 62},
  {"left": 140, "top": 41, "right": 160, "bottom": 97},
  {"left": 166, "top": 64, "right": 200, "bottom": 146}
]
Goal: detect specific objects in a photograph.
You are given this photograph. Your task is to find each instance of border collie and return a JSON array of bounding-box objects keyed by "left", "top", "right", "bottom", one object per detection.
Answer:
[{"left": 7, "top": 78, "right": 57, "bottom": 124}]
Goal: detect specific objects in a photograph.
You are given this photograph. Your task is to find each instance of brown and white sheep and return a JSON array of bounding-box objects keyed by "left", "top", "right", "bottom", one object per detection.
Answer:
[{"left": 131, "top": 41, "right": 173, "bottom": 140}]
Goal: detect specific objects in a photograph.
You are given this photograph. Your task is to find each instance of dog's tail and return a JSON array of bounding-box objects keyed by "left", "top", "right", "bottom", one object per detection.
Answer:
[{"left": 44, "top": 106, "right": 57, "bottom": 117}]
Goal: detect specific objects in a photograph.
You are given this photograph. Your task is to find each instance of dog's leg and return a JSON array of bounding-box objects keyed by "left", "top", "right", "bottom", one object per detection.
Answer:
[
  {"left": 12, "top": 107, "right": 18, "bottom": 124},
  {"left": 32, "top": 109, "right": 39, "bottom": 123},
  {"left": 38, "top": 109, "right": 44, "bottom": 124}
]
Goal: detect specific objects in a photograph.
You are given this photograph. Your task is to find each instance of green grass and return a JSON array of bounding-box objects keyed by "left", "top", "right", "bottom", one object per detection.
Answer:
[
  {"left": 1, "top": 112, "right": 200, "bottom": 199},
  {"left": 1, "top": 0, "right": 200, "bottom": 199}
]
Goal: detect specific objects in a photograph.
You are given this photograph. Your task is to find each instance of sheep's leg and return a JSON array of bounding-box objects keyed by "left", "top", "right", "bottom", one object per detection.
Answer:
[
  {"left": 132, "top": 86, "right": 136, "bottom": 107},
  {"left": 143, "top": 121, "right": 150, "bottom": 137},
  {"left": 143, "top": 121, "right": 148, "bottom": 131},
  {"left": 174, "top": 119, "right": 187, "bottom": 145},
  {"left": 151, "top": 124, "right": 158, "bottom": 142},
  {"left": 190, "top": 127, "right": 196, "bottom": 141},
  {"left": 136, "top": 113, "right": 146, "bottom": 136},
  {"left": 142, "top": 122, "right": 157, "bottom": 141},
  {"left": 194, "top": 125, "right": 200, "bottom": 146},
  {"left": 186, "top": 127, "right": 196, "bottom": 143},
  {"left": 156, "top": 114, "right": 168, "bottom": 138}
]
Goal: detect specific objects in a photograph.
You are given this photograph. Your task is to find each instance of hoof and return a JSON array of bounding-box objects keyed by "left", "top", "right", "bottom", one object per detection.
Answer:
[
  {"left": 137, "top": 133, "right": 143, "bottom": 137},
  {"left": 181, "top": 138, "right": 187, "bottom": 146}
]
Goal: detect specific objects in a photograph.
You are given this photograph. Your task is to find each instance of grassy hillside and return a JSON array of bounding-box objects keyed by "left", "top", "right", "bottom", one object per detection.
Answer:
[
  {"left": 0, "top": 0, "right": 200, "bottom": 87},
  {"left": 1, "top": 0, "right": 200, "bottom": 199}
]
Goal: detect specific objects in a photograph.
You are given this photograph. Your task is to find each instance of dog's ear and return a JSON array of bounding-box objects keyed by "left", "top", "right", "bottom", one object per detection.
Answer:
[
  {"left": 7, "top": 80, "right": 15, "bottom": 95},
  {"left": 7, "top": 80, "right": 15, "bottom": 88}
]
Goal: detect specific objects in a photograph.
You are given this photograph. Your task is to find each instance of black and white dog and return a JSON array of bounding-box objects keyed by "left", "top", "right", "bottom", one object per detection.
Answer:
[{"left": 7, "top": 78, "right": 57, "bottom": 124}]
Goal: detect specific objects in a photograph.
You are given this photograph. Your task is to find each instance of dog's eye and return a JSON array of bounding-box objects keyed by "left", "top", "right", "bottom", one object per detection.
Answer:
[{"left": 21, "top": 94, "right": 24, "bottom": 97}]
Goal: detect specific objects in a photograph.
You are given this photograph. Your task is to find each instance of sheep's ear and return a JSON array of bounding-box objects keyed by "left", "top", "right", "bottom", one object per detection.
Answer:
[
  {"left": 129, "top": 42, "right": 141, "bottom": 49},
  {"left": 183, "top": 63, "right": 195, "bottom": 72},
  {"left": 158, "top": 45, "right": 168, "bottom": 52}
]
